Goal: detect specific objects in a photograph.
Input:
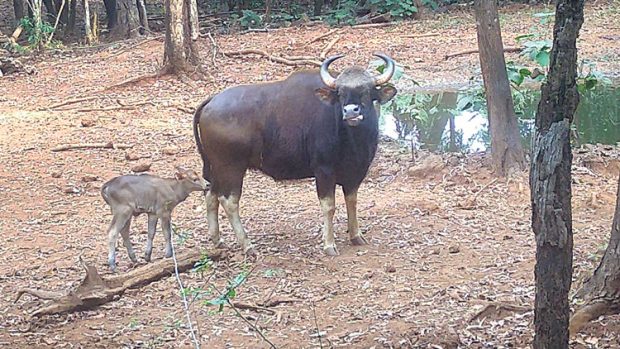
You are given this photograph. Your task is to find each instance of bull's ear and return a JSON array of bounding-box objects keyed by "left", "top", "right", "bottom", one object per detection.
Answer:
[
  {"left": 375, "top": 85, "right": 397, "bottom": 105},
  {"left": 315, "top": 88, "right": 338, "bottom": 105}
]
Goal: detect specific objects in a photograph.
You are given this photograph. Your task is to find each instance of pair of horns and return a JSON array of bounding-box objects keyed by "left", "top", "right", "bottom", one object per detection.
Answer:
[{"left": 319, "top": 53, "right": 396, "bottom": 88}]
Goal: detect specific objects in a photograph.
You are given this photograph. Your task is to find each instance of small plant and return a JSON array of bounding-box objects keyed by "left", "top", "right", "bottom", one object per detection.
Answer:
[
  {"left": 325, "top": 0, "right": 358, "bottom": 26},
  {"left": 368, "top": 0, "right": 418, "bottom": 19},
  {"left": 19, "top": 16, "right": 56, "bottom": 50},
  {"left": 239, "top": 9, "right": 263, "bottom": 29}
]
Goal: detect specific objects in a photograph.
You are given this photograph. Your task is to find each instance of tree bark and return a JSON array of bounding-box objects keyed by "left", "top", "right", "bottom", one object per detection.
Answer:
[
  {"left": 188, "top": 0, "right": 199, "bottom": 40},
  {"left": 136, "top": 0, "right": 149, "bottom": 34},
  {"left": 103, "top": 0, "right": 117, "bottom": 29},
  {"left": 529, "top": 0, "right": 584, "bottom": 347},
  {"left": 67, "top": 0, "right": 77, "bottom": 33},
  {"left": 474, "top": 0, "right": 525, "bottom": 176},
  {"left": 83, "top": 0, "right": 95, "bottom": 44},
  {"left": 109, "top": 0, "right": 141, "bottom": 39},
  {"left": 163, "top": 0, "right": 201, "bottom": 74},
  {"left": 314, "top": 0, "right": 323, "bottom": 16},
  {"left": 13, "top": 0, "right": 26, "bottom": 24},
  {"left": 569, "top": 173, "right": 620, "bottom": 336}
]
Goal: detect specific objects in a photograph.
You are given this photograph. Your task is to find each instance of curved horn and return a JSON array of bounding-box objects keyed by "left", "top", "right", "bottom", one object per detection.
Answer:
[
  {"left": 320, "top": 54, "right": 344, "bottom": 88},
  {"left": 373, "top": 53, "right": 396, "bottom": 86}
]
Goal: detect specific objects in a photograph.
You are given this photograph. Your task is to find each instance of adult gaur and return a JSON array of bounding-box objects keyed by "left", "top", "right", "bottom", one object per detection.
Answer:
[{"left": 193, "top": 53, "right": 397, "bottom": 256}]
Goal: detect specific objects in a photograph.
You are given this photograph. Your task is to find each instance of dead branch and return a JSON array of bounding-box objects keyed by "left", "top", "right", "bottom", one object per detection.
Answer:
[
  {"left": 444, "top": 46, "right": 523, "bottom": 60},
  {"left": 569, "top": 300, "right": 619, "bottom": 337},
  {"left": 11, "top": 25, "right": 23, "bottom": 43},
  {"left": 281, "top": 55, "right": 318, "bottom": 61},
  {"left": 231, "top": 302, "right": 276, "bottom": 314},
  {"left": 48, "top": 96, "right": 100, "bottom": 110},
  {"left": 307, "top": 28, "right": 341, "bottom": 44},
  {"left": 103, "top": 72, "right": 162, "bottom": 91},
  {"left": 320, "top": 35, "right": 341, "bottom": 60},
  {"left": 469, "top": 302, "right": 530, "bottom": 322},
  {"left": 223, "top": 49, "right": 321, "bottom": 67},
  {"left": 51, "top": 142, "right": 134, "bottom": 152},
  {"left": 405, "top": 33, "right": 440, "bottom": 39},
  {"left": 15, "top": 249, "right": 227, "bottom": 317},
  {"left": 15, "top": 289, "right": 64, "bottom": 302},
  {"left": 350, "top": 22, "right": 396, "bottom": 29},
  {"left": 106, "top": 36, "right": 164, "bottom": 60},
  {"left": 258, "top": 298, "right": 299, "bottom": 307}
]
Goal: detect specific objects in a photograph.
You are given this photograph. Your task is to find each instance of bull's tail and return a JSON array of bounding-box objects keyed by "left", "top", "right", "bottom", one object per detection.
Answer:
[{"left": 193, "top": 97, "right": 214, "bottom": 180}]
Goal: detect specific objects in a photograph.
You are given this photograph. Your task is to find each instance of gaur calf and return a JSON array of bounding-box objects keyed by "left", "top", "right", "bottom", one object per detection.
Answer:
[{"left": 101, "top": 167, "right": 208, "bottom": 271}]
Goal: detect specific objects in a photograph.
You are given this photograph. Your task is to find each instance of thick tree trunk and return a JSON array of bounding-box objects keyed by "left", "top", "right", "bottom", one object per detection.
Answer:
[
  {"left": 109, "top": 0, "right": 140, "bottom": 39},
  {"left": 314, "top": 0, "right": 323, "bottom": 16},
  {"left": 474, "top": 0, "right": 525, "bottom": 176},
  {"left": 104, "top": 0, "right": 117, "bottom": 29},
  {"left": 67, "top": 0, "right": 77, "bottom": 33},
  {"left": 569, "top": 174, "right": 620, "bottom": 336},
  {"left": 136, "top": 0, "right": 149, "bottom": 33},
  {"left": 163, "top": 0, "right": 201, "bottom": 74},
  {"left": 13, "top": 0, "right": 26, "bottom": 24},
  {"left": 529, "top": 0, "right": 584, "bottom": 347},
  {"left": 188, "top": 0, "right": 199, "bottom": 40}
]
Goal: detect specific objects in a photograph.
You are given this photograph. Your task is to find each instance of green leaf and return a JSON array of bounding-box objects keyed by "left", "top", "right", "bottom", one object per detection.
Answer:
[
  {"left": 515, "top": 33, "right": 536, "bottom": 42},
  {"left": 535, "top": 51, "right": 550, "bottom": 67}
]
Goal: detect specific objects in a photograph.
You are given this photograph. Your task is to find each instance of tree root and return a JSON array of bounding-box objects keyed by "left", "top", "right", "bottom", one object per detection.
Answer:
[
  {"left": 469, "top": 302, "right": 530, "bottom": 322},
  {"left": 569, "top": 300, "right": 620, "bottom": 337},
  {"left": 15, "top": 249, "right": 227, "bottom": 317}
]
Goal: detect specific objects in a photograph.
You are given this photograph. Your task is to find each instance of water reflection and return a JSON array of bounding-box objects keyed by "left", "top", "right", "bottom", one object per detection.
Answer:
[{"left": 380, "top": 85, "right": 620, "bottom": 153}]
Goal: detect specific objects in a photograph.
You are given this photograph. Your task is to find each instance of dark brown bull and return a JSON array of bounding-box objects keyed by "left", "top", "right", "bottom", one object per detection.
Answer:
[{"left": 193, "top": 53, "right": 397, "bottom": 256}]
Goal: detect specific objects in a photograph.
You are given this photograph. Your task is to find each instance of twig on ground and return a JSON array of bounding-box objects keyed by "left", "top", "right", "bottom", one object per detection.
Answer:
[
  {"left": 48, "top": 96, "right": 100, "bottom": 110},
  {"left": 206, "top": 32, "right": 218, "bottom": 66},
  {"left": 170, "top": 228, "right": 201, "bottom": 349},
  {"left": 472, "top": 178, "right": 499, "bottom": 201},
  {"left": 307, "top": 28, "right": 341, "bottom": 44},
  {"left": 231, "top": 302, "right": 276, "bottom": 314},
  {"left": 227, "top": 300, "right": 277, "bottom": 349},
  {"left": 312, "top": 301, "right": 323, "bottom": 349},
  {"left": 444, "top": 46, "right": 523, "bottom": 60},
  {"left": 281, "top": 55, "right": 318, "bottom": 61},
  {"left": 51, "top": 142, "right": 133, "bottom": 152},
  {"left": 224, "top": 49, "right": 321, "bottom": 67},
  {"left": 103, "top": 72, "right": 162, "bottom": 91},
  {"left": 404, "top": 33, "right": 440, "bottom": 39},
  {"left": 73, "top": 101, "right": 155, "bottom": 112},
  {"left": 105, "top": 35, "right": 164, "bottom": 60},
  {"left": 320, "top": 36, "right": 340, "bottom": 60},
  {"left": 350, "top": 22, "right": 395, "bottom": 29}
]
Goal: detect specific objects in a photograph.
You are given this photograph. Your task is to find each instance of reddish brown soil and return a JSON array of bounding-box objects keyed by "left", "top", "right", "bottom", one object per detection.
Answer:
[{"left": 1, "top": 2, "right": 620, "bottom": 348}]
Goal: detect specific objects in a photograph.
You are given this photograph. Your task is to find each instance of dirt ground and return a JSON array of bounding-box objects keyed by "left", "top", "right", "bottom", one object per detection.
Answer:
[{"left": 1, "top": 2, "right": 620, "bottom": 348}]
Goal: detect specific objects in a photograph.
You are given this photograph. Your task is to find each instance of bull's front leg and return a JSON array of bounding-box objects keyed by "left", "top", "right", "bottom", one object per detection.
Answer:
[
  {"left": 343, "top": 187, "right": 367, "bottom": 246},
  {"left": 316, "top": 167, "right": 338, "bottom": 256}
]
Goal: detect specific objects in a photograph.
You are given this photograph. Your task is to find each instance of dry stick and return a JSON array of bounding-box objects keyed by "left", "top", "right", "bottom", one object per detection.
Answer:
[
  {"left": 444, "top": 46, "right": 523, "bottom": 60},
  {"left": 404, "top": 33, "right": 440, "bottom": 39},
  {"left": 206, "top": 32, "right": 218, "bottom": 66},
  {"left": 224, "top": 49, "right": 321, "bottom": 67},
  {"left": 169, "top": 229, "right": 200, "bottom": 349},
  {"left": 320, "top": 35, "right": 340, "bottom": 60},
  {"left": 48, "top": 96, "right": 99, "bottom": 109},
  {"left": 227, "top": 300, "right": 277, "bottom": 349},
  {"left": 51, "top": 142, "right": 133, "bottom": 152},
  {"left": 103, "top": 72, "right": 162, "bottom": 91},
  {"left": 46, "top": 0, "right": 66, "bottom": 46},
  {"left": 75, "top": 102, "right": 154, "bottom": 112},
  {"left": 231, "top": 302, "right": 276, "bottom": 314},
  {"left": 312, "top": 301, "right": 323, "bottom": 349},
  {"left": 350, "top": 22, "right": 395, "bottom": 29},
  {"left": 307, "top": 28, "right": 341, "bottom": 44},
  {"left": 281, "top": 54, "right": 317, "bottom": 61},
  {"left": 105, "top": 35, "right": 163, "bottom": 60},
  {"left": 472, "top": 177, "right": 499, "bottom": 201}
]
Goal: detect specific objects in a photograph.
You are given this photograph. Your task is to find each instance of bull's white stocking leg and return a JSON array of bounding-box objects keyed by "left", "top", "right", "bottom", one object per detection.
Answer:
[
  {"left": 219, "top": 195, "right": 254, "bottom": 255},
  {"left": 161, "top": 215, "right": 173, "bottom": 258},
  {"left": 204, "top": 191, "right": 222, "bottom": 247},
  {"left": 119, "top": 217, "right": 137, "bottom": 263},
  {"left": 144, "top": 214, "right": 158, "bottom": 262},
  {"left": 344, "top": 190, "right": 367, "bottom": 245},
  {"left": 320, "top": 195, "right": 338, "bottom": 256}
]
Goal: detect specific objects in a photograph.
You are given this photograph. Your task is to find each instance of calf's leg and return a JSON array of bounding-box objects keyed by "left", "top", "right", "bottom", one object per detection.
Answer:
[
  {"left": 161, "top": 215, "right": 173, "bottom": 258},
  {"left": 316, "top": 167, "right": 338, "bottom": 256},
  {"left": 343, "top": 187, "right": 367, "bottom": 245},
  {"left": 107, "top": 209, "right": 132, "bottom": 271},
  {"left": 119, "top": 217, "right": 137, "bottom": 263},
  {"left": 144, "top": 214, "right": 158, "bottom": 262},
  {"left": 204, "top": 190, "right": 222, "bottom": 247}
]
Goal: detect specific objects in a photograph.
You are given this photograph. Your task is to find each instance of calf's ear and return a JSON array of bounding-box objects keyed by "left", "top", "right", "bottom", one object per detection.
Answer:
[
  {"left": 315, "top": 88, "right": 338, "bottom": 105},
  {"left": 375, "top": 85, "right": 397, "bottom": 105}
]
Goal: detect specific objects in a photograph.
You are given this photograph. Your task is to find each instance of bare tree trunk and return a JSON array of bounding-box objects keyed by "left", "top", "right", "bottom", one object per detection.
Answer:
[
  {"left": 136, "top": 0, "right": 149, "bottom": 34},
  {"left": 83, "top": 0, "right": 95, "bottom": 43},
  {"left": 163, "top": 0, "right": 201, "bottom": 74},
  {"left": 529, "top": 0, "right": 584, "bottom": 347},
  {"left": 103, "top": 0, "right": 117, "bottom": 29},
  {"left": 188, "top": 0, "right": 199, "bottom": 40},
  {"left": 313, "top": 0, "right": 322, "bottom": 16},
  {"left": 569, "top": 174, "right": 620, "bottom": 336},
  {"left": 474, "top": 0, "right": 525, "bottom": 176},
  {"left": 14, "top": 0, "right": 26, "bottom": 24},
  {"left": 67, "top": 0, "right": 77, "bottom": 33},
  {"left": 109, "top": 0, "right": 140, "bottom": 39},
  {"left": 264, "top": 0, "right": 271, "bottom": 23}
]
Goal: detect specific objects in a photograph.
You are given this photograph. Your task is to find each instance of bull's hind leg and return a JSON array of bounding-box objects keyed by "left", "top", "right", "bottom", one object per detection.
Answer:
[
  {"left": 204, "top": 190, "right": 223, "bottom": 247},
  {"left": 316, "top": 167, "right": 338, "bottom": 256},
  {"left": 343, "top": 187, "right": 367, "bottom": 246},
  {"left": 219, "top": 194, "right": 255, "bottom": 256}
]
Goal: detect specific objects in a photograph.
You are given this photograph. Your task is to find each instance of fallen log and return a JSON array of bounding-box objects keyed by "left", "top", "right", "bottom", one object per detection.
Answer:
[
  {"left": 223, "top": 49, "right": 321, "bottom": 67},
  {"left": 444, "top": 46, "right": 523, "bottom": 60},
  {"left": 15, "top": 249, "right": 227, "bottom": 317},
  {"left": 51, "top": 142, "right": 134, "bottom": 152}
]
